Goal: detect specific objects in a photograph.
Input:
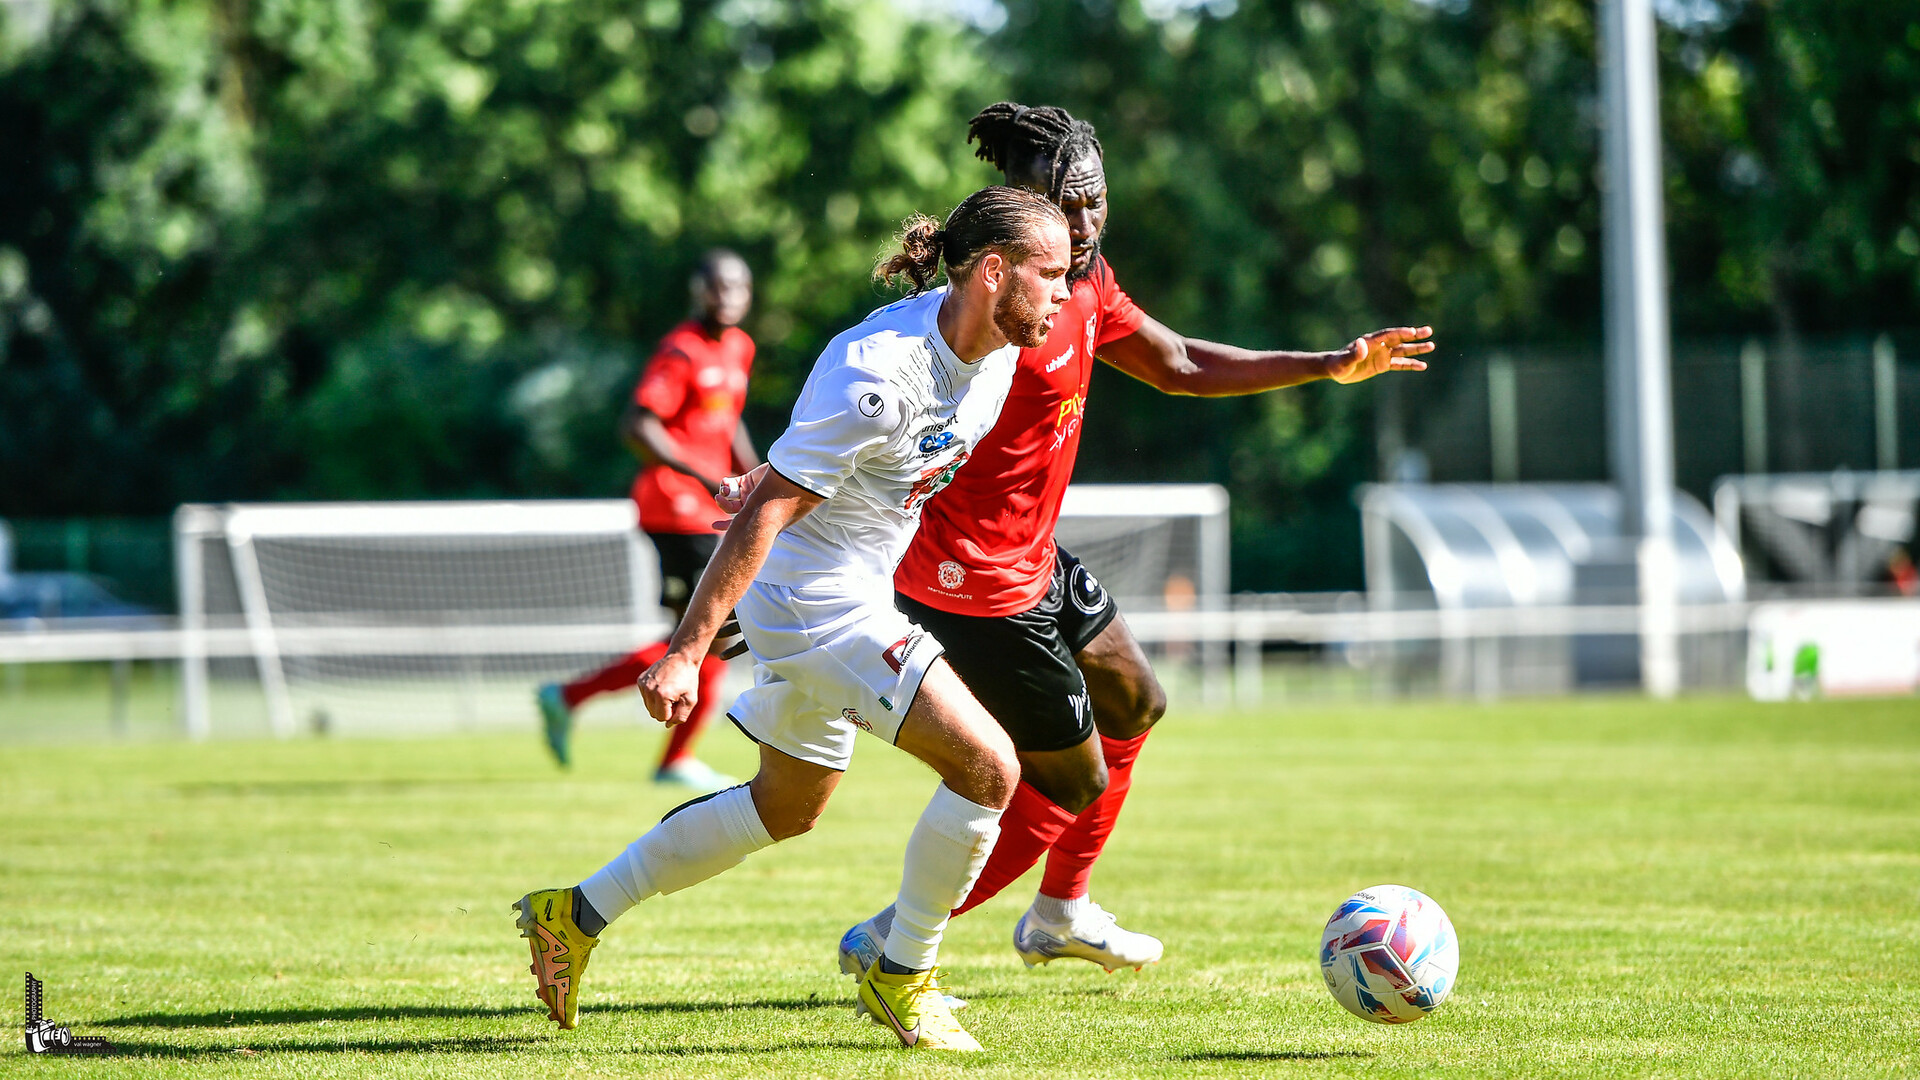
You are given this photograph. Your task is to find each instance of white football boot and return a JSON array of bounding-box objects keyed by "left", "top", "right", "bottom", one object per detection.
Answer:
[
  {"left": 836, "top": 909, "right": 967, "bottom": 1012},
  {"left": 1013, "top": 900, "right": 1164, "bottom": 972}
]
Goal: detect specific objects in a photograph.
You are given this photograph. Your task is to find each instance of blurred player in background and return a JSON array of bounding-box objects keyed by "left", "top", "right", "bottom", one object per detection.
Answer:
[
  {"left": 536, "top": 250, "right": 758, "bottom": 790},
  {"left": 839, "top": 103, "right": 1434, "bottom": 981},
  {"left": 514, "top": 188, "right": 1072, "bottom": 1052}
]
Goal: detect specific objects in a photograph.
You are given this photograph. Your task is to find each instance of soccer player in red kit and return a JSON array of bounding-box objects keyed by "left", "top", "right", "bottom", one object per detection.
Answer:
[
  {"left": 839, "top": 104, "right": 1434, "bottom": 977},
  {"left": 537, "top": 250, "right": 759, "bottom": 790}
]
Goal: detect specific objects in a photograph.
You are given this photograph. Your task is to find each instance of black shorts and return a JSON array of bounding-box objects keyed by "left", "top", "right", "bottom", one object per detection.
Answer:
[
  {"left": 648, "top": 531, "right": 719, "bottom": 607},
  {"left": 894, "top": 546, "right": 1119, "bottom": 753}
]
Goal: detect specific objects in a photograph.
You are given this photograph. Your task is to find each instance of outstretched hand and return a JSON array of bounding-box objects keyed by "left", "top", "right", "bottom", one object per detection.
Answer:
[{"left": 1328, "top": 326, "right": 1435, "bottom": 385}]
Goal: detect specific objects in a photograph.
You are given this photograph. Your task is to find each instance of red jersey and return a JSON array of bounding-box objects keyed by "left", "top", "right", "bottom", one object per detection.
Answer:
[
  {"left": 895, "top": 257, "right": 1146, "bottom": 615},
  {"left": 629, "top": 321, "right": 754, "bottom": 534}
]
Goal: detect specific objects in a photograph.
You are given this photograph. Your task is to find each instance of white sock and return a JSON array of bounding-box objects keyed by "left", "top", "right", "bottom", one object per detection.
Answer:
[
  {"left": 1033, "top": 892, "right": 1090, "bottom": 926},
  {"left": 882, "top": 784, "right": 1003, "bottom": 972},
  {"left": 577, "top": 785, "right": 774, "bottom": 927},
  {"left": 871, "top": 904, "right": 896, "bottom": 940}
]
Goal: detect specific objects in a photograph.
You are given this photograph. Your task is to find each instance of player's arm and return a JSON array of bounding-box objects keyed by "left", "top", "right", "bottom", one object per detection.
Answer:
[
  {"left": 623, "top": 403, "right": 724, "bottom": 495},
  {"left": 729, "top": 418, "right": 760, "bottom": 474},
  {"left": 1099, "top": 314, "right": 1434, "bottom": 397},
  {"left": 638, "top": 469, "right": 823, "bottom": 725}
]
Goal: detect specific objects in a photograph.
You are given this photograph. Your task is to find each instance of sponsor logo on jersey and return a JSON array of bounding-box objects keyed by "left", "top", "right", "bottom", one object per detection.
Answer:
[
  {"left": 904, "top": 450, "right": 970, "bottom": 511},
  {"left": 917, "top": 430, "right": 956, "bottom": 455},
  {"left": 841, "top": 707, "right": 872, "bottom": 733},
  {"left": 1051, "top": 393, "right": 1086, "bottom": 451},
  {"left": 883, "top": 630, "right": 927, "bottom": 675},
  {"left": 1084, "top": 314, "right": 1098, "bottom": 354},
  {"left": 858, "top": 393, "right": 885, "bottom": 418},
  {"left": 1044, "top": 344, "right": 1075, "bottom": 374},
  {"left": 937, "top": 560, "right": 966, "bottom": 590}
]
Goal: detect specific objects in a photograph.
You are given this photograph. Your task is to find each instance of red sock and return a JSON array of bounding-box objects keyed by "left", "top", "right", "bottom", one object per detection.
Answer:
[
  {"left": 659, "top": 654, "right": 728, "bottom": 768},
  {"left": 561, "top": 641, "right": 670, "bottom": 709},
  {"left": 952, "top": 781, "right": 1077, "bottom": 917},
  {"left": 1040, "top": 731, "right": 1149, "bottom": 901}
]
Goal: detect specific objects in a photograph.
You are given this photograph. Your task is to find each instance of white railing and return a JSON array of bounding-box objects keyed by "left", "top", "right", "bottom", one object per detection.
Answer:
[{"left": 7, "top": 595, "right": 1912, "bottom": 733}]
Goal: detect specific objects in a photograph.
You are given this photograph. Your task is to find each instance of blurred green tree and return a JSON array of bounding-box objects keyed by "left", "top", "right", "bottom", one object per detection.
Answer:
[
  {"left": 1, "top": 0, "right": 998, "bottom": 509},
  {"left": 995, "top": 0, "right": 1609, "bottom": 588},
  {"left": 2, "top": 0, "right": 1915, "bottom": 590}
]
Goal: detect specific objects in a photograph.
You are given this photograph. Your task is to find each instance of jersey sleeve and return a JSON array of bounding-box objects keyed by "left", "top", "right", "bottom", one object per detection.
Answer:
[
  {"left": 1093, "top": 259, "right": 1148, "bottom": 348},
  {"left": 633, "top": 345, "right": 691, "bottom": 416},
  {"left": 766, "top": 364, "right": 899, "bottom": 499}
]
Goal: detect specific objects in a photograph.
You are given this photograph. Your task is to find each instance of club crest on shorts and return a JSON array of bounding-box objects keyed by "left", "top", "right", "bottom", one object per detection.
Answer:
[
  {"left": 938, "top": 560, "right": 966, "bottom": 590},
  {"left": 841, "top": 707, "right": 871, "bottom": 732}
]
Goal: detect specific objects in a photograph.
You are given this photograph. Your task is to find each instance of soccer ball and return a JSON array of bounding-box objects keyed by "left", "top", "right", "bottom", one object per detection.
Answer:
[{"left": 1319, "top": 884, "right": 1458, "bottom": 1024}]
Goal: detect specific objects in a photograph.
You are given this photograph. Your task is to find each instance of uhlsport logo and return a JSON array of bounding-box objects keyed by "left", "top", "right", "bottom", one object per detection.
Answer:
[{"left": 24, "top": 973, "right": 113, "bottom": 1055}]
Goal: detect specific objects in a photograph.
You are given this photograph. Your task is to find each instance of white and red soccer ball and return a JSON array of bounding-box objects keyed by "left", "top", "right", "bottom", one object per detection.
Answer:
[{"left": 1319, "top": 884, "right": 1458, "bottom": 1024}]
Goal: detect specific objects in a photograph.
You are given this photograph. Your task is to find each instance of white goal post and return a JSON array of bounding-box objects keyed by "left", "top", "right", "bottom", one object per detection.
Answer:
[
  {"left": 174, "top": 485, "right": 1230, "bottom": 738},
  {"left": 174, "top": 501, "right": 666, "bottom": 739}
]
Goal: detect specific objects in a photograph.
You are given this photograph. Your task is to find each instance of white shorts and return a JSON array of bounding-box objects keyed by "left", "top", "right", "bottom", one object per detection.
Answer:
[{"left": 726, "top": 579, "right": 946, "bottom": 771}]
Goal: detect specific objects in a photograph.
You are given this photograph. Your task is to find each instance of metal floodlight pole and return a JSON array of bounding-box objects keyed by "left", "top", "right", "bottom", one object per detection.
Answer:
[{"left": 1599, "top": 0, "right": 1680, "bottom": 698}]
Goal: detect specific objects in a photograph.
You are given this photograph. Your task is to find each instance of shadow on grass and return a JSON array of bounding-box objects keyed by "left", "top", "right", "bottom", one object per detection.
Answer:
[
  {"left": 1175, "top": 1050, "right": 1374, "bottom": 1062},
  {"left": 624, "top": 1039, "right": 883, "bottom": 1056},
  {"left": 97, "top": 996, "right": 867, "bottom": 1029},
  {"left": 87, "top": 1035, "right": 550, "bottom": 1057},
  {"left": 97, "top": 1035, "right": 895, "bottom": 1058},
  {"left": 99, "top": 987, "right": 1039, "bottom": 1031}
]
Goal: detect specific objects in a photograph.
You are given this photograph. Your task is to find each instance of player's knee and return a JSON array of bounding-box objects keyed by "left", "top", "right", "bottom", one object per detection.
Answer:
[
  {"left": 759, "top": 803, "right": 825, "bottom": 842},
  {"left": 1098, "top": 674, "right": 1167, "bottom": 740},
  {"left": 971, "top": 732, "right": 1020, "bottom": 809},
  {"left": 1023, "top": 749, "right": 1108, "bottom": 813},
  {"left": 747, "top": 776, "right": 832, "bottom": 841},
  {"left": 1139, "top": 678, "right": 1168, "bottom": 729},
  {"left": 1053, "top": 767, "right": 1108, "bottom": 815}
]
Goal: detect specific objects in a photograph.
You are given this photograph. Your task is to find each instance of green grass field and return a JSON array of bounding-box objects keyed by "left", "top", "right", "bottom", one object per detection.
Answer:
[{"left": 2, "top": 694, "right": 1916, "bottom": 1077}]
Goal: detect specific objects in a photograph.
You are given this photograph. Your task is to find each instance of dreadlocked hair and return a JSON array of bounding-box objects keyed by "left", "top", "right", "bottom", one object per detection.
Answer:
[
  {"left": 967, "top": 102, "right": 1103, "bottom": 201},
  {"left": 874, "top": 186, "right": 1066, "bottom": 294}
]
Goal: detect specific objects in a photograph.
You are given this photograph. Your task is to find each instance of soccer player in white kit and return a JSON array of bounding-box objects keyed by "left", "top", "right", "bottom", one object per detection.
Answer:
[{"left": 514, "top": 185, "right": 1073, "bottom": 1052}]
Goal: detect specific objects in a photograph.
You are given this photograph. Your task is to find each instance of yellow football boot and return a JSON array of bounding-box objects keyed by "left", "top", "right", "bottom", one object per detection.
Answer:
[
  {"left": 856, "top": 960, "right": 984, "bottom": 1052},
  {"left": 513, "top": 888, "right": 599, "bottom": 1029}
]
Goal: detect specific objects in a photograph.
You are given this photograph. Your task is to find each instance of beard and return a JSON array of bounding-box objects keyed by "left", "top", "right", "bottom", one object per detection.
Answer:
[
  {"left": 1065, "top": 234, "right": 1101, "bottom": 288},
  {"left": 993, "top": 282, "right": 1052, "bottom": 349}
]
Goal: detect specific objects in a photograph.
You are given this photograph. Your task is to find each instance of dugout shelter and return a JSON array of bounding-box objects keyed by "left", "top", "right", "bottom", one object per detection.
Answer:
[{"left": 1358, "top": 482, "right": 1744, "bottom": 695}]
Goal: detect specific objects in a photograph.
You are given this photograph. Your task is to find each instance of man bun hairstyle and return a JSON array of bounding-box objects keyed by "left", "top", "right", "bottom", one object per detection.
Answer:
[
  {"left": 874, "top": 186, "right": 1066, "bottom": 294},
  {"left": 967, "top": 102, "right": 1103, "bottom": 200}
]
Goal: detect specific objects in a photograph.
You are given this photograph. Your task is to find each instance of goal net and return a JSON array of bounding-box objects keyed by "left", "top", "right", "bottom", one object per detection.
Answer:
[
  {"left": 175, "top": 502, "right": 664, "bottom": 738},
  {"left": 175, "top": 485, "right": 1229, "bottom": 738},
  {"left": 1054, "top": 484, "right": 1229, "bottom": 612}
]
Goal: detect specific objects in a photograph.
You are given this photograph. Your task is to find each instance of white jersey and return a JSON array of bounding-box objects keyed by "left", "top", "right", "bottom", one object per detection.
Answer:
[{"left": 761, "top": 287, "right": 1018, "bottom": 589}]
